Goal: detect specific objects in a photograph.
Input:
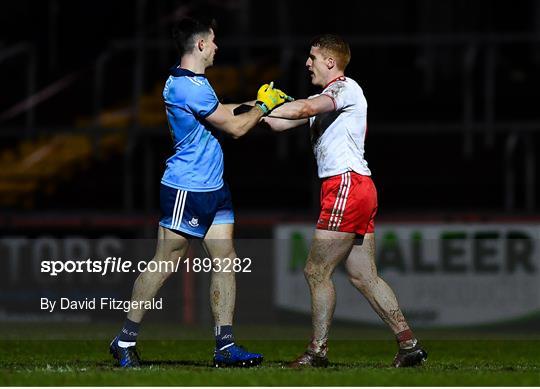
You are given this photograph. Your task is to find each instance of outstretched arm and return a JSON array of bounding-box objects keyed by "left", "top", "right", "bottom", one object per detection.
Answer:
[
  {"left": 206, "top": 83, "right": 288, "bottom": 138},
  {"left": 262, "top": 116, "right": 308, "bottom": 132},
  {"left": 270, "top": 94, "right": 335, "bottom": 120},
  {"left": 206, "top": 103, "right": 264, "bottom": 139},
  {"left": 222, "top": 100, "right": 256, "bottom": 114},
  {"left": 206, "top": 81, "right": 296, "bottom": 138},
  {"left": 262, "top": 94, "right": 335, "bottom": 132}
]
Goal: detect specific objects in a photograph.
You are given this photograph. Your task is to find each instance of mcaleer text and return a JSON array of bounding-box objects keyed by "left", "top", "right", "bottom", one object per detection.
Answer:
[{"left": 40, "top": 297, "right": 163, "bottom": 313}]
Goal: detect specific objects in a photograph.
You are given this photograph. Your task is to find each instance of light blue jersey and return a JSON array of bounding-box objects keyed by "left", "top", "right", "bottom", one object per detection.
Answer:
[{"left": 161, "top": 66, "right": 223, "bottom": 192}]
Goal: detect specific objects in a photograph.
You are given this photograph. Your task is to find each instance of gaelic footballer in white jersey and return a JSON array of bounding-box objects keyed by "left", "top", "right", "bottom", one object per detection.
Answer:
[
  {"left": 309, "top": 75, "right": 371, "bottom": 178},
  {"left": 262, "top": 33, "right": 427, "bottom": 368}
]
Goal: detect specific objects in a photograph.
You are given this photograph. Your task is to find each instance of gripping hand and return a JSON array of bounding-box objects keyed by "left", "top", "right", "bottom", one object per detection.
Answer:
[
  {"left": 275, "top": 88, "right": 294, "bottom": 103},
  {"left": 256, "top": 82, "right": 292, "bottom": 115}
]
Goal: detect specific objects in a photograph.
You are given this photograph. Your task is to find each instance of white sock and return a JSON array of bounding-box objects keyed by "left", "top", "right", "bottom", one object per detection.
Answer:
[{"left": 118, "top": 340, "right": 136, "bottom": 348}]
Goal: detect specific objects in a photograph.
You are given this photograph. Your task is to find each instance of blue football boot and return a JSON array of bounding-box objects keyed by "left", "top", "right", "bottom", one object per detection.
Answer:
[
  {"left": 213, "top": 344, "right": 263, "bottom": 368},
  {"left": 109, "top": 336, "right": 141, "bottom": 368}
]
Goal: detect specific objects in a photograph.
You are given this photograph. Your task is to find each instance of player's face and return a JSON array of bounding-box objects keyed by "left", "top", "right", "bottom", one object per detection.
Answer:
[
  {"left": 305, "top": 46, "right": 327, "bottom": 87},
  {"left": 205, "top": 29, "right": 218, "bottom": 66}
]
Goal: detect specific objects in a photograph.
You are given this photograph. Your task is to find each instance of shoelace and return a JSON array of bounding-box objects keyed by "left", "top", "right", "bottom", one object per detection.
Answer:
[{"left": 123, "top": 346, "right": 141, "bottom": 365}]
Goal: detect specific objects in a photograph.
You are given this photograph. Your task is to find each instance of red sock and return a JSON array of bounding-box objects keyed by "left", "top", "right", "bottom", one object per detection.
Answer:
[{"left": 396, "top": 329, "right": 416, "bottom": 348}]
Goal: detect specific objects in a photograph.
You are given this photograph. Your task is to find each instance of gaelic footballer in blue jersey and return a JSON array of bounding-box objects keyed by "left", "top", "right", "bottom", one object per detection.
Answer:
[
  {"left": 110, "top": 16, "right": 291, "bottom": 368},
  {"left": 161, "top": 66, "right": 223, "bottom": 193},
  {"left": 159, "top": 65, "right": 233, "bottom": 237}
]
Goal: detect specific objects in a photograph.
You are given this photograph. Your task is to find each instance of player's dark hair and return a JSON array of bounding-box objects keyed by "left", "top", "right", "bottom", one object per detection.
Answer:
[
  {"left": 310, "top": 34, "right": 351, "bottom": 70},
  {"left": 172, "top": 17, "right": 217, "bottom": 56}
]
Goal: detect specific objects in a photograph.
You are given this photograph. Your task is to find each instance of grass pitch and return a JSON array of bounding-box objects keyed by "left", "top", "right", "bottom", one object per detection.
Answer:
[{"left": 0, "top": 324, "right": 539, "bottom": 386}]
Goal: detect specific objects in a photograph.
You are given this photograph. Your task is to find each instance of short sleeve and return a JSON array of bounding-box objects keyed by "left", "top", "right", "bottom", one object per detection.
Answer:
[
  {"left": 186, "top": 80, "right": 219, "bottom": 118},
  {"left": 322, "top": 81, "right": 348, "bottom": 111},
  {"left": 307, "top": 94, "right": 319, "bottom": 125}
]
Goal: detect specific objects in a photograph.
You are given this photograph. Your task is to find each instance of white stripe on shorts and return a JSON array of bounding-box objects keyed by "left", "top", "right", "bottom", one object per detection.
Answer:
[
  {"left": 175, "top": 190, "right": 188, "bottom": 229},
  {"left": 334, "top": 172, "right": 351, "bottom": 230},
  {"left": 171, "top": 190, "right": 181, "bottom": 228},
  {"left": 172, "top": 190, "right": 187, "bottom": 230},
  {"left": 328, "top": 172, "right": 348, "bottom": 230}
]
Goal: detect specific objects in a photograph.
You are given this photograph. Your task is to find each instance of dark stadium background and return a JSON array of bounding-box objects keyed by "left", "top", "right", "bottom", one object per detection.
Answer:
[
  {"left": 1, "top": 0, "right": 540, "bottom": 329},
  {"left": 2, "top": 0, "right": 539, "bottom": 216}
]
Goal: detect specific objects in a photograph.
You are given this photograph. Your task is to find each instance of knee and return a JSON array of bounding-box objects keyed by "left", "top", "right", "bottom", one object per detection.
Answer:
[
  {"left": 137, "top": 267, "right": 172, "bottom": 287},
  {"left": 303, "top": 261, "right": 328, "bottom": 284}
]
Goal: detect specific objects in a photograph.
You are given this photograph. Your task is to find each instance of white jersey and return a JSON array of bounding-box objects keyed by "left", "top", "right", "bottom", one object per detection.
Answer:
[{"left": 309, "top": 76, "right": 371, "bottom": 178}]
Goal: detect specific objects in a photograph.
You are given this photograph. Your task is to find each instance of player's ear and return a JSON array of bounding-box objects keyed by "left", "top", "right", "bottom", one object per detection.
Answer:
[
  {"left": 197, "top": 39, "right": 204, "bottom": 52},
  {"left": 326, "top": 57, "right": 336, "bottom": 70}
]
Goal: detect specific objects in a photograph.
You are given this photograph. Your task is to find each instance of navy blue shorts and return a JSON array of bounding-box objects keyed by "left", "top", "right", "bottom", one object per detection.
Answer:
[{"left": 159, "top": 183, "right": 235, "bottom": 238}]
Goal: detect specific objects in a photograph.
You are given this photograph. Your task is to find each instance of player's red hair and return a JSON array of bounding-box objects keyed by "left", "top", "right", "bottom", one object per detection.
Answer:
[{"left": 310, "top": 34, "right": 351, "bottom": 71}]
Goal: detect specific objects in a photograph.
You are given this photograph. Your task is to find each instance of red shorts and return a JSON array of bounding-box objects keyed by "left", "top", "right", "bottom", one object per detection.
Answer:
[{"left": 317, "top": 171, "right": 378, "bottom": 235}]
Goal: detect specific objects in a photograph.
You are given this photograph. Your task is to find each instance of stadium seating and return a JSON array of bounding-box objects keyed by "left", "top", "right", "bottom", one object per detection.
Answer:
[
  {"left": 0, "top": 63, "right": 281, "bottom": 209},
  {"left": 0, "top": 133, "right": 125, "bottom": 208}
]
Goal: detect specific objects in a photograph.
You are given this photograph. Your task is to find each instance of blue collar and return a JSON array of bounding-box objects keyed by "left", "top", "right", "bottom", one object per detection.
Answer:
[{"left": 169, "top": 65, "right": 206, "bottom": 78}]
